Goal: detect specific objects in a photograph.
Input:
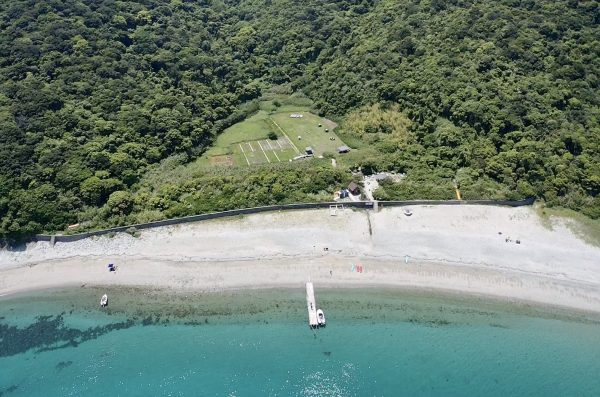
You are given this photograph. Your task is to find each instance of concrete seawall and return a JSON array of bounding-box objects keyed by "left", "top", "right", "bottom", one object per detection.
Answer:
[{"left": 35, "top": 198, "right": 535, "bottom": 244}]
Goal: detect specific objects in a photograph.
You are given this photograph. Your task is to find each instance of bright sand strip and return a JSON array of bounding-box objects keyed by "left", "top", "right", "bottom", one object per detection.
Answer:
[{"left": 1, "top": 205, "right": 599, "bottom": 313}]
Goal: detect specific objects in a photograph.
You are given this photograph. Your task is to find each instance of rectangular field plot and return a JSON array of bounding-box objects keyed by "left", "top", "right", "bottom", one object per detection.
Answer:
[
  {"left": 201, "top": 109, "right": 347, "bottom": 168},
  {"left": 269, "top": 112, "right": 343, "bottom": 156},
  {"left": 208, "top": 155, "right": 235, "bottom": 167},
  {"left": 232, "top": 138, "right": 298, "bottom": 166}
]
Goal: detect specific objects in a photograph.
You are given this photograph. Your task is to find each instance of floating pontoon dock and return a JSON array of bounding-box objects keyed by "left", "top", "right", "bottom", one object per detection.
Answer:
[{"left": 306, "top": 282, "right": 318, "bottom": 328}]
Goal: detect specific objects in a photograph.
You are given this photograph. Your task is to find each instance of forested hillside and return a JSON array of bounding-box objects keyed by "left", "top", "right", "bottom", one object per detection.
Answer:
[{"left": 0, "top": 0, "right": 598, "bottom": 240}]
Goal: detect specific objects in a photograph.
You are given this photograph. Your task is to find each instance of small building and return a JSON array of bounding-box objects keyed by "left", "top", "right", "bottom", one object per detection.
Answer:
[
  {"left": 339, "top": 189, "right": 349, "bottom": 198},
  {"left": 347, "top": 182, "right": 360, "bottom": 195},
  {"left": 305, "top": 147, "right": 314, "bottom": 155},
  {"left": 337, "top": 145, "right": 350, "bottom": 154}
]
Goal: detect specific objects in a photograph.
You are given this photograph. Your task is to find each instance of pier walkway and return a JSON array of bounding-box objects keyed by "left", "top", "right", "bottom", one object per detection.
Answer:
[{"left": 306, "top": 282, "right": 318, "bottom": 328}]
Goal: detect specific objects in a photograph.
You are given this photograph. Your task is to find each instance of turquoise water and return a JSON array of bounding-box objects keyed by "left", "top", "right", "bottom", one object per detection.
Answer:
[{"left": 1, "top": 288, "right": 600, "bottom": 396}]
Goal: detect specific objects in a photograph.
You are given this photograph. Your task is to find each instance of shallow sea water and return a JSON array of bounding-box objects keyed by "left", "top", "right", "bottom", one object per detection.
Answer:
[{"left": 1, "top": 287, "right": 599, "bottom": 396}]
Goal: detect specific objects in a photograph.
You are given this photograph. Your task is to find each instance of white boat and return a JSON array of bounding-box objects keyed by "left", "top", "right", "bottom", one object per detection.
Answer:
[
  {"left": 317, "top": 309, "right": 326, "bottom": 327},
  {"left": 100, "top": 294, "right": 108, "bottom": 307}
]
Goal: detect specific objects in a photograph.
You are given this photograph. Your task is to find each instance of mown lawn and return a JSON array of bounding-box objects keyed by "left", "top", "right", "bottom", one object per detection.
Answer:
[
  {"left": 200, "top": 107, "right": 349, "bottom": 167},
  {"left": 231, "top": 138, "right": 297, "bottom": 166},
  {"left": 270, "top": 112, "right": 343, "bottom": 156},
  {"left": 202, "top": 110, "right": 276, "bottom": 158}
]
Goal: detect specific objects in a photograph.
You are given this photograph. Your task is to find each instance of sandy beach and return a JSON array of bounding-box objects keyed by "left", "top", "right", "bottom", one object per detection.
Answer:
[{"left": 1, "top": 205, "right": 599, "bottom": 313}]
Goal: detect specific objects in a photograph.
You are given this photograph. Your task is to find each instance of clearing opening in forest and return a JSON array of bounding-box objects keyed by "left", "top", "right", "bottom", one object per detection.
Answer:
[{"left": 203, "top": 109, "right": 346, "bottom": 167}]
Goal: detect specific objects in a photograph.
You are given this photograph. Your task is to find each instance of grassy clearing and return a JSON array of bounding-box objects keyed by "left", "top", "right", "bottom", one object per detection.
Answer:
[
  {"left": 232, "top": 152, "right": 248, "bottom": 166},
  {"left": 270, "top": 112, "right": 343, "bottom": 157},
  {"left": 200, "top": 99, "right": 348, "bottom": 167},
  {"left": 231, "top": 138, "right": 297, "bottom": 166},
  {"left": 138, "top": 94, "right": 353, "bottom": 191},
  {"left": 215, "top": 111, "right": 273, "bottom": 145},
  {"left": 334, "top": 129, "right": 370, "bottom": 150},
  {"left": 201, "top": 110, "right": 280, "bottom": 162},
  {"left": 536, "top": 204, "right": 600, "bottom": 247}
]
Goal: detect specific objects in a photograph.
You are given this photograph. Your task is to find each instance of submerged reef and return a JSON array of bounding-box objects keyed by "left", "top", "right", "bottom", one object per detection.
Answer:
[{"left": 0, "top": 314, "right": 136, "bottom": 358}]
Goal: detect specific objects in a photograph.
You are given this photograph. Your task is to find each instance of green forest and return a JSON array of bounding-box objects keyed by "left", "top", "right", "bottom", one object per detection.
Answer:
[{"left": 0, "top": 0, "right": 598, "bottom": 241}]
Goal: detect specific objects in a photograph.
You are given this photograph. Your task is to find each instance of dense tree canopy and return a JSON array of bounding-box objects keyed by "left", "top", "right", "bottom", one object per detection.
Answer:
[
  {"left": 303, "top": 0, "right": 599, "bottom": 215},
  {"left": 0, "top": 0, "right": 598, "bottom": 240}
]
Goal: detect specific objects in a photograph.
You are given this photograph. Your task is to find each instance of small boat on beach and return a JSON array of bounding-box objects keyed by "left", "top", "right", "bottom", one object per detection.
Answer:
[
  {"left": 317, "top": 309, "right": 326, "bottom": 327},
  {"left": 100, "top": 294, "right": 108, "bottom": 308}
]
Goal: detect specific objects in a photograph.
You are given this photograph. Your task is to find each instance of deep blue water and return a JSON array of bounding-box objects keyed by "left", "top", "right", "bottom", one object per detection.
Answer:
[{"left": 1, "top": 288, "right": 599, "bottom": 396}]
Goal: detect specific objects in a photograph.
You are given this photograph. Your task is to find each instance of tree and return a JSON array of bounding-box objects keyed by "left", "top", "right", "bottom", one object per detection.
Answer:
[
  {"left": 107, "top": 191, "right": 134, "bottom": 216},
  {"left": 80, "top": 176, "right": 124, "bottom": 206}
]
